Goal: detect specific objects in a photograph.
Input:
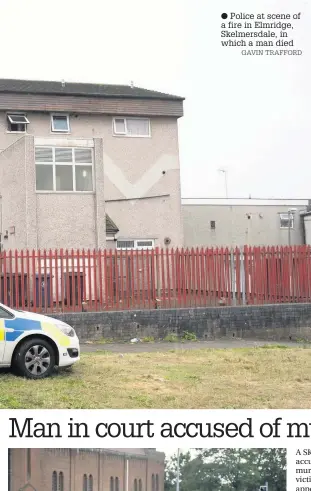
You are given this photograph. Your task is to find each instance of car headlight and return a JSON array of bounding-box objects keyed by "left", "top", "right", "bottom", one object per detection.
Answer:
[{"left": 55, "top": 323, "right": 76, "bottom": 337}]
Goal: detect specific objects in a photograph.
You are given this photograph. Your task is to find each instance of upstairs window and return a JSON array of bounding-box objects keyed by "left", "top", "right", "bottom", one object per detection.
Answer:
[
  {"left": 280, "top": 213, "right": 294, "bottom": 229},
  {"left": 7, "top": 113, "right": 29, "bottom": 132},
  {"left": 51, "top": 114, "right": 70, "bottom": 132},
  {"left": 113, "top": 117, "right": 150, "bottom": 137}
]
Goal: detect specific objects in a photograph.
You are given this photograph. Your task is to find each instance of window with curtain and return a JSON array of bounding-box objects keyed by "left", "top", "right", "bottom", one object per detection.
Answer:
[
  {"left": 88, "top": 474, "right": 93, "bottom": 491},
  {"left": 83, "top": 474, "right": 88, "bottom": 491},
  {"left": 115, "top": 477, "right": 119, "bottom": 491},
  {"left": 113, "top": 117, "right": 150, "bottom": 137},
  {"left": 59, "top": 471, "right": 64, "bottom": 491},
  {"left": 110, "top": 476, "right": 114, "bottom": 491},
  {"left": 52, "top": 471, "right": 57, "bottom": 491}
]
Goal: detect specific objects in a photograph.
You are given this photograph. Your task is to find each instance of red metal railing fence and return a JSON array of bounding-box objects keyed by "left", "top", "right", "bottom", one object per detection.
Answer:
[{"left": 0, "top": 246, "right": 311, "bottom": 314}]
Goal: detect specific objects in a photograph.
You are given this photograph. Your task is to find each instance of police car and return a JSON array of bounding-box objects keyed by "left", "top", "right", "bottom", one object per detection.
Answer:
[{"left": 0, "top": 302, "right": 80, "bottom": 379}]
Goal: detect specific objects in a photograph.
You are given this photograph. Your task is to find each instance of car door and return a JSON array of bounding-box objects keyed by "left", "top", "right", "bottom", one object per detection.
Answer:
[{"left": 0, "top": 305, "right": 15, "bottom": 363}]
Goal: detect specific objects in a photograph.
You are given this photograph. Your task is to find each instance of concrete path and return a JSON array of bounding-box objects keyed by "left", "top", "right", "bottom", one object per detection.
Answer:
[{"left": 80, "top": 339, "right": 303, "bottom": 354}]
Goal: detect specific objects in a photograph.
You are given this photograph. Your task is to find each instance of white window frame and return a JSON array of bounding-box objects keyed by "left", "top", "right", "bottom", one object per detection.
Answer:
[
  {"left": 51, "top": 113, "right": 70, "bottom": 133},
  {"left": 116, "top": 239, "right": 155, "bottom": 250},
  {"left": 7, "top": 113, "right": 29, "bottom": 133},
  {"left": 35, "top": 146, "right": 94, "bottom": 193},
  {"left": 280, "top": 213, "right": 294, "bottom": 229},
  {"left": 112, "top": 117, "right": 151, "bottom": 138}
]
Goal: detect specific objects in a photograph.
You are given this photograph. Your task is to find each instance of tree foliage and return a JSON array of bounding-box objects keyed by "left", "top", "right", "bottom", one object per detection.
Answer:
[{"left": 165, "top": 448, "right": 286, "bottom": 491}]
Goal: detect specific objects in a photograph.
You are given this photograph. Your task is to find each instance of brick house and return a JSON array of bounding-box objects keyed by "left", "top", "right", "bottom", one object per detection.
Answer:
[
  {"left": 9, "top": 448, "right": 165, "bottom": 491},
  {"left": 0, "top": 78, "right": 184, "bottom": 252}
]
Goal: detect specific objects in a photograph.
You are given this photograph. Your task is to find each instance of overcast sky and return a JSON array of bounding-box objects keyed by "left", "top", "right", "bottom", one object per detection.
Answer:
[{"left": 0, "top": 0, "right": 310, "bottom": 199}]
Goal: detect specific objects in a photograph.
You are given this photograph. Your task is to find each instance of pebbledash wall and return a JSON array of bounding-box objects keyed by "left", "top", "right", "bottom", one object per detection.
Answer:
[
  {"left": 0, "top": 109, "right": 184, "bottom": 251},
  {"left": 10, "top": 448, "right": 165, "bottom": 491},
  {"left": 53, "top": 303, "right": 311, "bottom": 342}
]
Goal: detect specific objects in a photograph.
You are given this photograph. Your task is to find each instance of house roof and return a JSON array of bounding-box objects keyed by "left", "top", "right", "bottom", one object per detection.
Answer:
[
  {"left": 106, "top": 214, "right": 119, "bottom": 234},
  {"left": 0, "top": 78, "right": 184, "bottom": 101}
]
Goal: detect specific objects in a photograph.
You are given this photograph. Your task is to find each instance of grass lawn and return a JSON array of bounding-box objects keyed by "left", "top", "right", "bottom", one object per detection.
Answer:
[{"left": 0, "top": 346, "right": 310, "bottom": 409}]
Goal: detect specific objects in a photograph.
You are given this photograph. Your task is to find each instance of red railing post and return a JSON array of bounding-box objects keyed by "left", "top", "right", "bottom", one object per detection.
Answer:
[
  {"left": 71, "top": 249, "right": 76, "bottom": 313},
  {"left": 49, "top": 249, "right": 54, "bottom": 312},
  {"left": 103, "top": 249, "right": 108, "bottom": 311},
  {"left": 146, "top": 248, "right": 151, "bottom": 310},
  {"left": 98, "top": 249, "right": 103, "bottom": 310},
  {"left": 93, "top": 249, "right": 98, "bottom": 312},
  {"left": 54, "top": 249, "right": 59, "bottom": 312},
  {"left": 166, "top": 248, "right": 171, "bottom": 309},
  {"left": 20, "top": 249, "right": 25, "bottom": 310}
]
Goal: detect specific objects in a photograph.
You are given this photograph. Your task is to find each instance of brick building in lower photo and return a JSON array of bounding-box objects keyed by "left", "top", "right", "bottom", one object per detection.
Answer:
[{"left": 9, "top": 448, "right": 165, "bottom": 491}]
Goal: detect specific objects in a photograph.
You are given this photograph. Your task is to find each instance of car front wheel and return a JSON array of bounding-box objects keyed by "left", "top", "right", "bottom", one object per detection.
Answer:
[{"left": 12, "top": 337, "right": 56, "bottom": 379}]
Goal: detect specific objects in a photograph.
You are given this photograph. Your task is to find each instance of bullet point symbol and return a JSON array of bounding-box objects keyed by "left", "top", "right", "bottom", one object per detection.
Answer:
[{"left": 221, "top": 13, "right": 228, "bottom": 19}]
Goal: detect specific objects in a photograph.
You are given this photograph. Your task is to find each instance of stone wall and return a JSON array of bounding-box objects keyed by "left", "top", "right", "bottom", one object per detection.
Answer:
[{"left": 51, "top": 303, "right": 311, "bottom": 342}]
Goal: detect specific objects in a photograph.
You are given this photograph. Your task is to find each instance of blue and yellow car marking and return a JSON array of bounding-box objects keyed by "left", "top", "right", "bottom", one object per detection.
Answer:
[
  {"left": 5, "top": 318, "right": 42, "bottom": 331},
  {"left": 3, "top": 316, "right": 70, "bottom": 347},
  {"left": 0, "top": 319, "right": 4, "bottom": 342},
  {"left": 4, "top": 318, "right": 42, "bottom": 342},
  {"left": 41, "top": 322, "right": 70, "bottom": 347}
]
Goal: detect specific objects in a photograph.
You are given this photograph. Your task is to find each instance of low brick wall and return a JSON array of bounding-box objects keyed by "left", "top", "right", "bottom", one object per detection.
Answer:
[{"left": 50, "top": 303, "right": 311, "bottom": 342}]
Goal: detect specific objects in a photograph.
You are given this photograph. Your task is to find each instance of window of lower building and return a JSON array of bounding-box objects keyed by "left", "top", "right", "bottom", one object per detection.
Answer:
[
  {"left": 83, "top": 474, "right": 88, "bottom": 491},
  {"left": 35, "top": 146, "right": 93, "bottom": 192},
  {"left": 59, "top": 471, "right": 64, "bottom": 491},
  {"left": 116, "top": 239, "right": 155, "bottom": 250},
  {"left": 151, "top": 474, "right": 155, "bottom": 491},
  {"left": 7, "top": 113, "right": 29, "bottom": 132},
  {"left": 134, "top": 479, "right": 138, "bottom": 491},
  {"left": 139, "top": 478, "right": 142, "bottom": 491},
  {"left": 52, "top": 471, "right": 58, "bottom": 491},
  {"left": 210, "top": 220, "right": 216, "bottom": 230},
  {"left": 115, "top": 477, "right": 119, "bottom": 491},
  {"left": 26, "top": 449, "right": 31, "bottom": 480},
  {"left": 280, "top": 213, "right": 294, "bottom": 229},
  {"left": 155, "top": 474, "right": 159, "bottom": 491},
  {"left": 88, "top": 474, "right": 93, "bottom": 491}
]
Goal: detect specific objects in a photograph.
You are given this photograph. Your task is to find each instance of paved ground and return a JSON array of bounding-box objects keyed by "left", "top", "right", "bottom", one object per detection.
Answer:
[{"left": 80, "top": 339, "right": 302, "bottom": 353}]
